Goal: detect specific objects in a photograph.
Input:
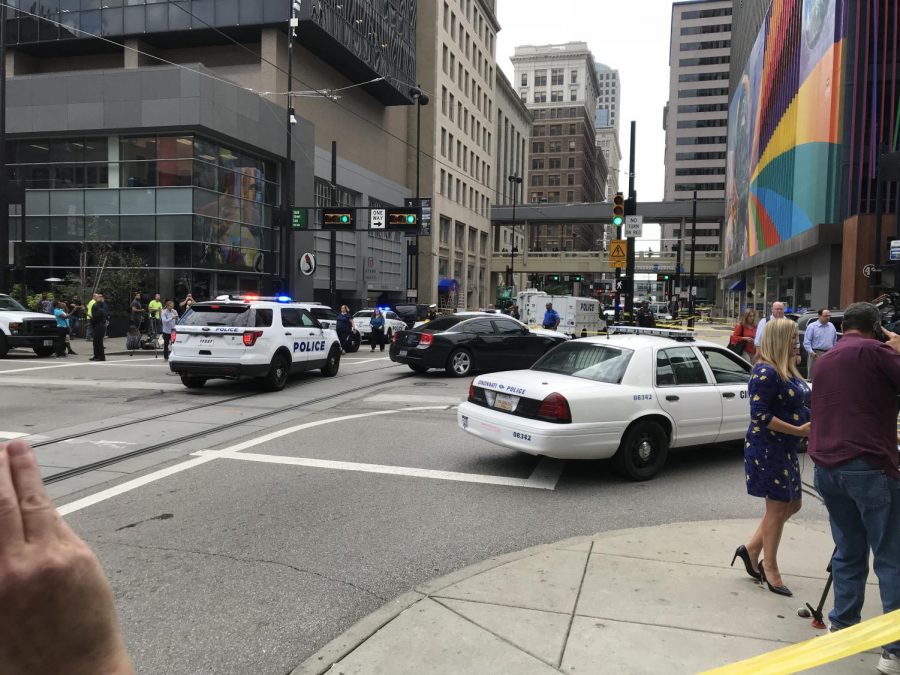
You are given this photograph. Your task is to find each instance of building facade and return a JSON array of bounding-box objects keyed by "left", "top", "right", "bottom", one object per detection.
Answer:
[
  {"left": 3, "top": 0, "right": 416, "bottom": 310},
  {"left": 661, "top": 0, "right": 732, "bottom": 302},
  {"left": 493, "top": 69, "right": 531, "bottom": 295},
  {"left": 593, "top": 60, "right": 622, "bottom": 199},
  {"left": 720, "top": 0, "right": 887, "bottom": 314},
  {"left": 413, "top": 0, "right": 500, "bottom": 309},
  {"left": 511, "top": 42, "right": 602, "bottom": 254}
]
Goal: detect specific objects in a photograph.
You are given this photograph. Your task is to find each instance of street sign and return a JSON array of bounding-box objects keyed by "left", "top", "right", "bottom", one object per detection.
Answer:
[
  {"left": 370, "top": 208, "right": 386, "bottom": 229},
  {"left": 291, "top": 208, "right": 307, "bottom": 229},
  {"left": 691, "top": 286, "right": 698, "bottom": 296},
  {"left": 891, "top": 240, "right": 900, "bottom": 261},
  {"left": 608, "top": 239, "right": 627, "bottom": 267},
  {"left": 624, "top": 215, "right": 643, "bottom": 238},
  {"left": 406, "top": 288, "right": 418, "bottom": 298},
  {"left": 615, "top": 280, "right": 623, "bottom": 292},
  {"left": 863, "top": 263, "right": 877, "bottom": 278}
]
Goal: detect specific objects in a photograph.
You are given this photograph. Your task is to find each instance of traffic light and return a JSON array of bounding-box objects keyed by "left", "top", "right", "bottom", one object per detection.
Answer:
[
  {"left": 572, "top": 274, "right": 583, "bottom": 282},
  {"left": 612, "top": 192, "right": 625, "bottom": 226},
  {"left": 322, "top": 207, "right": 354, "bottom": 230},
  {"left": 386, "top": 207, "right": 421, "bottom": 231},
  {"left": 548, "top": 274, "right": 561, "bottom": 283},
  {"left": 657, "top": 273, "right": 670, "bottom": 282}
]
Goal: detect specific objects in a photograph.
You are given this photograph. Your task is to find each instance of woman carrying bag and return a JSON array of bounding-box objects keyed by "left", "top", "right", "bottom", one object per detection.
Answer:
[{"left": 729, "top": 308, "right": 757, "bottom": 360}]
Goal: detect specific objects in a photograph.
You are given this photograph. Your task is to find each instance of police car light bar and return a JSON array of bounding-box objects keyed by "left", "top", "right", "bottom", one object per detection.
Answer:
[
  {"left": 609, "top": 325, "right": 695, "bottom": 341},
  {"left": 214, "top": 294, "right": 293, "bottom": 303}
]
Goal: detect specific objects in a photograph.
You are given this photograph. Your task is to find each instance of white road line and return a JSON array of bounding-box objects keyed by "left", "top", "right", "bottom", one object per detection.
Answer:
[
  {"left": 523, "top": 457, "right": 567, "bottom": 490},
  {"left": 57, "top": 455, "right": 218, "bottom": 516},
  {"left": 0, "top": 376, "right": 183, "bottom": 391},
  {"left": 56, "top": 406, "right": 450, "bottom": 515},
  {"left": 194, "top": 450, "right": 545, "bottom": 489},
  {"left": 0, "top": 431, "right": 28, "bottom": 440},
  {"left": 342, "top": 357, "right": 390, "bottom": 365},
  {"left": 0, "top": 357, "right": 158, "bottom": 375},
  {"left": 366, "top": 393, "right": 462, "bottom": 405}
]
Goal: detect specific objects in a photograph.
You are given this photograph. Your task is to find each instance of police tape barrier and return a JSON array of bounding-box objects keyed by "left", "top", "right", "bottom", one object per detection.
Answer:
[{"left": 700, "top": 609, "right": 900, "bottom": 675}]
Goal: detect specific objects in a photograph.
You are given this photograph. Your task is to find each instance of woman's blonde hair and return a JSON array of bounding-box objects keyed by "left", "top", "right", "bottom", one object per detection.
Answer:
[
  {"left": 757, "top": 318, "right": 801, "bottom": 382},
  {"left": 740, "top": 308, "right": 756, "bottom": 326}
]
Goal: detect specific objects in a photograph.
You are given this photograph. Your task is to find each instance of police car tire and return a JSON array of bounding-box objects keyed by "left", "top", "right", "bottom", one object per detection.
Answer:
[
  {"left": 263, "top": 353, "right": 290, "bottom": 391},
  {"left": 321, "top": 345, "right": 341, "bottom": 377},
  {"left": 0, "top": 333, "right": 8, "bottom": 358},
  {"left": 446, "top": 348, "right": 473, "bottom": 377},
  {"left": 180, "top": 376, "right": 206, "bottom": 389},
  {"left": 346, "top": 333, "right": 361, "bottom": 353},
  {"left": 33, "top": 346, "right": 55, "bottom": 357},
  {"left": 613, "top": 420, "right": 669, "bottom": 481}
]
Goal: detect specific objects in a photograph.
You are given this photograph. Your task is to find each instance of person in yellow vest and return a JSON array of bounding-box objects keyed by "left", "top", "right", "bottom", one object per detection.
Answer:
[
  {"left": 147, "top": 293, "right": 163, "bottom": 336},
  {"left": 84, "top": 293, "right": 98, "bottom": 341}
]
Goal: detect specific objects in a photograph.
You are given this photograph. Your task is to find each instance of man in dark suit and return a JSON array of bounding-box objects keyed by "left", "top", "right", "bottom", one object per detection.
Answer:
[{"left": 90, "top": 294, "right": 107, "bottom": 362}]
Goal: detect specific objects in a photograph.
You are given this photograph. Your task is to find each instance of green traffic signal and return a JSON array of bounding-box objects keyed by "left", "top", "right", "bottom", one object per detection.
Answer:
[
  {"left": 612, "top": 216, "right": 623, "bottom": 226},
  {"left": 406, "top": 214, "right": 415, "bottom": 224},
  {"left": 340, "top": 215, "right": 349, "bottom": 223}
]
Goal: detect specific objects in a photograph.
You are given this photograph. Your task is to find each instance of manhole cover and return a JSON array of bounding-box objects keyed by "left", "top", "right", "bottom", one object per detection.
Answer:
[{"left": 412, "top": 381, "right": 449, "bottom": 387}]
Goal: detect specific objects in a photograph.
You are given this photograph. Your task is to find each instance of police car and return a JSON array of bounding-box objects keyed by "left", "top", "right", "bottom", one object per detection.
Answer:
[
  {"left": 457, "top": 326, "right": 753, "bottom": 480},
  {"left": 169, "top": 295, "right": 342, "bottom": 390},
  {"left": 353, "top": 308, "right": 410, "bottom": 343}
]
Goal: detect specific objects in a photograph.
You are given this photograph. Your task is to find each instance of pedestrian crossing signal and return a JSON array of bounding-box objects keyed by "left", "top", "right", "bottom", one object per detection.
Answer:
[
  {"left": 322, "top": 208, "right": 354, "bottom": 229},
  {"left": 386, "top": 208, "right": 421, "bottom": 231},
  {"left": 612, "top": 192, "right": 625, "bottom": 226}
]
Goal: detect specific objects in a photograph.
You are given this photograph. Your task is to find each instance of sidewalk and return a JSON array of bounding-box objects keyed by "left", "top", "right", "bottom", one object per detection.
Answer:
[
  {"left": 295, "top": 519, "right": 884, "bottom": 674},
  {"left": 74, "top": 335, "right": 163, "bottom": 357}
]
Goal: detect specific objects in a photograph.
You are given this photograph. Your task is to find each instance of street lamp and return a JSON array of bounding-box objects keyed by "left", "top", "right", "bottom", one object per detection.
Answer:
[
  {"left": 507, "top": 173, "right": 523, "bottom": 293},
  {"left": 410, "top": 86, "right": 429, "bottom": 299}
]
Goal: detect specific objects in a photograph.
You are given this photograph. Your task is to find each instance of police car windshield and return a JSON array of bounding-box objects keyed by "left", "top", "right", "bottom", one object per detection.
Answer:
[
  {"left": 531, "top": 343, "right": 633, "bottom": 384},
  {"left": 0, "top": 296, "right": 27, "bottom": 311},
  {"left": 179, "top": 304, "right": 272, "bottom": 328},
  {"left": 420, "top": 316, "right": 463, "bottom": 332}
]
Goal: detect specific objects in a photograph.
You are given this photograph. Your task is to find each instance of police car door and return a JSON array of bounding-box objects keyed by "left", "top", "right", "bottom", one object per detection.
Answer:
[
  {"left": 654, "top": 346, "right": 723, "bottom": 447},
  {"left": 299, "top": 309, "right": 329, "bottom": 365},
  {"left": 280, "top": 307, "right": 308, "bottom": 368},
  {"left": 696, "top": 346, "right": 752, "bottom": 443}
]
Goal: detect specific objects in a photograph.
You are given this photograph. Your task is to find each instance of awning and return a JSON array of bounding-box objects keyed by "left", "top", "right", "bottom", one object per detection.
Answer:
[
  {"left": 727, "top": 279, "right": 746, "bottom": 292},
  {"left": 438, "top": 278, "right": 460, "bottom": 293}
]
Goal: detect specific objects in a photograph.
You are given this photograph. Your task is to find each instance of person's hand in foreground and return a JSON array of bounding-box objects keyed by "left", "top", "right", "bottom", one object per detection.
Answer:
[{"left": 0, "top": 440, "right": 132, "bottom": 675}]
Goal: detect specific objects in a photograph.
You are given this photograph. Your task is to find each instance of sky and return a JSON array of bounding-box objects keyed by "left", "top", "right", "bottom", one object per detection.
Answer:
[{"left": 494, "top": 0, "right": 678, "bottom": 246}]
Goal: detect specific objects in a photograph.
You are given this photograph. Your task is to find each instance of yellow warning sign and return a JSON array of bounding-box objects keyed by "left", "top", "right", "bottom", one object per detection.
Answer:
[{"left": 608, "top": 239, "right": 627, "bottom": 267}]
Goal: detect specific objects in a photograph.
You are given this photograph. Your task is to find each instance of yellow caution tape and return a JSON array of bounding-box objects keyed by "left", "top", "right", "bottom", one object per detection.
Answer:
[{"left": 701, "top": 609, "right": 900, "bottom": 675}]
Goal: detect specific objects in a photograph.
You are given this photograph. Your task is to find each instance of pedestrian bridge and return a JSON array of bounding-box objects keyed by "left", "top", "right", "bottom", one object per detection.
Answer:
[{"left": 490, "top": 250, "right": 724, "bottom": 276}]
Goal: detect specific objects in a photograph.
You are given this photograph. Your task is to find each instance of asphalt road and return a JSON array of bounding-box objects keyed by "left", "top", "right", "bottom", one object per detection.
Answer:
[{"left": 0, "top": 327, "right": 828, "bottom": 675}]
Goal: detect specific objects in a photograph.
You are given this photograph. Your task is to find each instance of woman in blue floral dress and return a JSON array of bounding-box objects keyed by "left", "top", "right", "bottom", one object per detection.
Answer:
[{"left": 731, "top": 318, "right": 810, "bottom": 596}]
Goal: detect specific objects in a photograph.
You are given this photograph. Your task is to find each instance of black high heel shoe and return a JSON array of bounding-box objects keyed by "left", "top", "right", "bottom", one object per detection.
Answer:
[
  {"left": 730, "top": 545, "right": 761, "bottom": 581},
  {"left": 759, "top": 561, "right": 792, "bottom": 597}
]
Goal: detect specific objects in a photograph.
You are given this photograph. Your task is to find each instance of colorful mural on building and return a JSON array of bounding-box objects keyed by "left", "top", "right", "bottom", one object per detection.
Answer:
[{"left": 724, "top": 0, "right": 846, "bottom": 267}]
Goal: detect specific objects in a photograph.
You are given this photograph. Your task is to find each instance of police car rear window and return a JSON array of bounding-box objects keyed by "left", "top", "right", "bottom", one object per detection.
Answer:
[
  {"left": 309, "top": 307, "right": 337, "bottom": 321},
  {"left": 531, "top": 343, "right": 632, "bottom": 384},
  {"left": 180, "top": 305, "right": 272, "bottom": 328}
]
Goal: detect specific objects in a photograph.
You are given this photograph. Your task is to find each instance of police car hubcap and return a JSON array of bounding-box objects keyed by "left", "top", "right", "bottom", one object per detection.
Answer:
[{"left": 637, "top": 439, "right": 653, "bottom": 461}]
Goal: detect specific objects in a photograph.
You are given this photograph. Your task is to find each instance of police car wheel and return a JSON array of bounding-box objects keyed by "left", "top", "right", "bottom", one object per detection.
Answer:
[
  {"left": 0, "top": 334, "right": 8, "bottom": 358},
  {"left": 446, "top": 348, "right": 473, "bottom": 377},
  {"left": 613, "top": 420, "right": 669, "bottom": 481},
  {"left": 346, "top": 333, "right": 361, "bottom": 353},
  {"left": 321, "top": 345, "right": 340, "bottom": 377},
  {"left": 33, "top": 346, "right": 55, "bottom": 358},
  {"left": 263, "top": 353, "right": 290, "bottom": 391},
  {"left": 180, "top": 376, "right": 206, "bottom": 389}
]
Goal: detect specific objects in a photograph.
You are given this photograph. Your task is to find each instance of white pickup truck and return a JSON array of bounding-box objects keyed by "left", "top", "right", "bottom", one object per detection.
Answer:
[{"left": 0, "top": 294, "right": 61, "bottom": 358}]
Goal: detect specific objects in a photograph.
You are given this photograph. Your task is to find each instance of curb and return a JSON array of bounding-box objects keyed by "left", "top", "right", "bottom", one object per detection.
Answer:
[{"left": 291, "top": 534, "right": 599, "bottom": 675}]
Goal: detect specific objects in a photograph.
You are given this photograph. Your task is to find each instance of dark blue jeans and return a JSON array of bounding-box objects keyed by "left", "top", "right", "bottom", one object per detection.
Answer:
[{"left": 814, "top": 458, "right": 900, "bottom": 656}]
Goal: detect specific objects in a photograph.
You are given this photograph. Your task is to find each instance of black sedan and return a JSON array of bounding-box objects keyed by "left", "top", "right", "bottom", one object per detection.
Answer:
[{"left": 389, "top": 314, "right": 568, "bottom": 377}]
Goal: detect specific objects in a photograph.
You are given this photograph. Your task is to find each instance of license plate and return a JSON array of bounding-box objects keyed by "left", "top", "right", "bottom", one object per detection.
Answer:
[
  {"left": 399, "top": 349, "right": 408, "bottom": 357},
  {"left": 43, "top": 340, "right": 53, "bottom": 346},
  {"left": 493, "top": 393, "right": 519, "bottom": 412},
  {"left": 199, "top": 337, "right": 214, "bottom": 345}
]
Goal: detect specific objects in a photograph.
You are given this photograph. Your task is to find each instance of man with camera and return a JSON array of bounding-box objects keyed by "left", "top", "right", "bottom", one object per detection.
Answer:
[{"left": 809, "top": 302, "right": 900, "bottom": 674}]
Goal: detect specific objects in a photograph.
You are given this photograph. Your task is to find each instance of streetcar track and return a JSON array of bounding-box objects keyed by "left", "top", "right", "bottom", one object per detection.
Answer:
[{"left": 41, "top": 365, "right": 414, "bottom": 485}]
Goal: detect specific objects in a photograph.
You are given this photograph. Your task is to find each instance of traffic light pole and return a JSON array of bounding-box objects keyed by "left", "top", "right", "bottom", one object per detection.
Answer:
[{"left": 624, "top": 121, "right": 637, "bottom": 325}]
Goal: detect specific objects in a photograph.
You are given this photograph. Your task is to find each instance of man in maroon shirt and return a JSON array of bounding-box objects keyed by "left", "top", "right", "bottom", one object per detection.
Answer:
[{"left": 810, "top": 302, "right": 900, "bottom": 674}]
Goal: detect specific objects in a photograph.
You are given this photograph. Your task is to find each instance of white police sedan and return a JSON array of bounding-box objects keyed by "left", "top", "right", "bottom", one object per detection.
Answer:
[{"left": 457, "top": 327, "right": 752, "bottom": 480}]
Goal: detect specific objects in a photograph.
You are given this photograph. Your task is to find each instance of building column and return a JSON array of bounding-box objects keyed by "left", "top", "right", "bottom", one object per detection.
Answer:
[{"left": 124, "top": 39, "right": 158, "bottom": 68}]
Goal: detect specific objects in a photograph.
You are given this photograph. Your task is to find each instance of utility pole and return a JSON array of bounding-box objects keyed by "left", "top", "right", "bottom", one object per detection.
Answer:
[
  {"left": 688, "top": 190, "right": 698, "bottom": 323},
  {"left": 280, "top": 2, "right": 297, "bottom": 296},
  {"left": 0, "top": 2, "right": 8, "bottom": 295},
  {"left": 330, "top": 141, "right": 337, "bottom": 309},
  {"left": 623, "top": 121, "right": 637, "bottom": 324},
  {"left": 674, "top": 216, "right": 683, "bottom": 317}
]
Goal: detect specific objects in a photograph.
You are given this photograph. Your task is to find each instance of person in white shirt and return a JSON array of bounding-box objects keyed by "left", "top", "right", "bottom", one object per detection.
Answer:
[
  {"left": 802, "top": 309, "right": 838, "bottom": 380},
  {"left": 754, "top": 301, "right": 786, "bottom": 348}
]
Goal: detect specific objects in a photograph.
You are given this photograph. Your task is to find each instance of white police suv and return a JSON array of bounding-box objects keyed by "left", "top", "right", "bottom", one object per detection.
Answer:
[
  {"left": 169, "top": 295, "right": 342, "bottom": 390},
  {"left": 458, "top": 326, "right": 753, "bottom": 481}
]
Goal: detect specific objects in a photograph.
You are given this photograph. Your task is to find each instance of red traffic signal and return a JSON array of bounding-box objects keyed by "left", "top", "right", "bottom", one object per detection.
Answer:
[{"left": 612, "top": 192, "right": 625, "bottom": 226}]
